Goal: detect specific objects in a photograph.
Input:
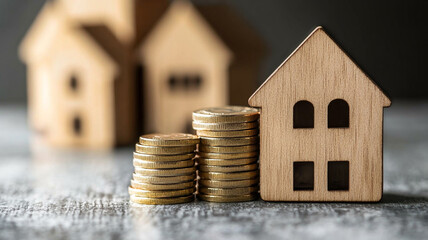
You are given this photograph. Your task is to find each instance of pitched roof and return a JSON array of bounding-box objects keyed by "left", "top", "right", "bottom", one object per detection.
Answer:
[
  {"left": 82, "top": 25, "right": 128, "bottom": 64},
  {"left": 249, "top": 26, "right": 390, "bottom": 106},
  {"left": 133, "top": 0, "right": 169, "bottom": 48},
  {"left": 19, "top": 1, "right": 67, "bottom": 63},
  {"left": 195, "top": 3, "right": 266, "bottom": 60},
  {"left": 20, "top": 0, "right": 168, "bottom": 63}
]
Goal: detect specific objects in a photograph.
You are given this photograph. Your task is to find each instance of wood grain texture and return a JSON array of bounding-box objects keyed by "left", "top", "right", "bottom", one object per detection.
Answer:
[
  {"left": 1, "top": 105, "right": 428, "bottom": 240},
  {"left": 249, "top": 27, "right": 391, "bottom": 202}
]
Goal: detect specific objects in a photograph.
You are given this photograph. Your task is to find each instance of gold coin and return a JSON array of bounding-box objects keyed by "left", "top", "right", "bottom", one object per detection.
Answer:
[
  {"left": 133, "top": 158, "right": 194, "bottom": 169},
  {"left": 197, "top": 129, "right": 259, "bottom": 138},
  {"left": 135, "top": 166, "right": 196, "bottom": 177},
  {"left": 135, "top": 144, "right": 195, "bottom": 155},
  {"left": 139, "top": 133, "right": 199, "bottom": 146},
  {"left": 198, "top": 163, "right": 258, "bottom": 173},
  {"left": 198, "top": 170, "right": 259, "bottom": 180},
  {"left": 199, "top": 178, "right": 259, "bottom": 188},
  {"left": 197, "top": 193, "right": 258, "bottom": 203},
  {"left": 199, "top": 186, "right": 259, "bottom": 196},
  {"left": 130, "top": 195, "right": 194, "bottom": 205},
  {"left": 192, "top": 121, "right": 258, "bottom": 131},
  {"left": 131, "top": 180, "right": 195, "bottom": 190},
  {"left": 192, "top": 106, "right": 259, "bottom": 123},
  {"left": 129, "top": 186, "right": 195, "bottom": 198},
  {"left": 133, "top": 152, "right": 195, "bottom": 162},
  {"left": 199, "top": 145, "right": 259, "bottom": 154},
  {"left": 197, "top": 157, "right": 257, "bottom": 166},
  {"left": 200, "top": 136, "right": 259, "bottom": 146},
  {"left": 198, "top": 152, "right": 258, "bottom": 159},
  {"left": 133, "top": 173, "right": 196, "bottom": 184}
]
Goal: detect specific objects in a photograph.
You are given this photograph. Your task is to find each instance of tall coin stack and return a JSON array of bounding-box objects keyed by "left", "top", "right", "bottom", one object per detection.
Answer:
[
  {"left": 129, "top": 133, "right": 199, "bottom": 205},
  {"left": 192, "top": 106, "right": 260, "bottom": 202}
]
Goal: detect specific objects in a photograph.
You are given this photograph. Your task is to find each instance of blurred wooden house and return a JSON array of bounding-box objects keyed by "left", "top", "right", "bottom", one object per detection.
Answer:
[
  {"left": 139, "top": 0, "right": 265, "bottom": 133},
  {"left": 19, "top": 0, "right": 265, "bottom": 149},
  {"left": 19, "top": 0, "right": 167, "bottom": 149}
]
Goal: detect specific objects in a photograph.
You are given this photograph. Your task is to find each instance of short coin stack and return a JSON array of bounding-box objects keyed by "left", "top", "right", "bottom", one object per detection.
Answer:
[
  {"left": 192, "top": 106, "right": 260, "bottom": 202},
  {"left": 129, "top": 133, "right": 199, "bottom": 205}
]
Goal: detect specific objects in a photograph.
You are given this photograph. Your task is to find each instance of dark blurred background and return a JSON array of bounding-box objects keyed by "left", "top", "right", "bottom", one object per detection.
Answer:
[{"left": 0, "top": 0, "right": 427, "bottom": 103}]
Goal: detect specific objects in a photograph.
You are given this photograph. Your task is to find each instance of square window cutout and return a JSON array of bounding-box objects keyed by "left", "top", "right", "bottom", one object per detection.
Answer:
[
  {"left": 328, "top": 161, "right": 349, "bottom": 191},
  {"left": 293, "top": 161, "right": 314, "bottom": 191}
]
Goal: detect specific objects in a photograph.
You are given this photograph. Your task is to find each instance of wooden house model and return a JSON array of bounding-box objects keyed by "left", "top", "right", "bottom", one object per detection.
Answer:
[
  {"left": 249, "top": 27, "right": 391, "bottom": 202},
  {"left": 19, "top": 0, "right": 264, "bottom": 148},
  {"left": 139, "top": 0, "right": 265, "bottom": 133}
]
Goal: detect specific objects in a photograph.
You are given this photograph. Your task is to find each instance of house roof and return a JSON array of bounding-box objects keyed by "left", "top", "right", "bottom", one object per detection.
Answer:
[
  {"left": 249, "top": 26, "right": 391, "bottom": 107},
  {"left": 82, "top": 25, "right": 128, "bottom": 64},
  {"left": 20, "top": 0, "right": 167, "bottom": 63},
  {"left": 57, "top": 0, "right": 135, "bottom": 44},
  {"left": 138, "top": 1, "right": 266, "bottom": 61},
  {"left": 194, "top": 3, "right": 266, "bottom": 60},
  {"left": 21, "top": 0, "right": 264, "bottom": 64},
  {"left": 47, "top": 24, "right": 119, "bottom": 77},
  {"left": 19, "top": 1, "right": 67, "bottom": 63},
  {"left": 133, "top": 0, "right": 169, "bottom": 48}
]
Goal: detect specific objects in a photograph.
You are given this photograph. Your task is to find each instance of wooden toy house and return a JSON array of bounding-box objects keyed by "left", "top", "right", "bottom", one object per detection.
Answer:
[
  {"left": 139, "top": 0, "right": 265, "bottom": 133},
  {"left": 19, "top": 0, "right": 264, "bottom": 148},
  {"left": 249, "top": 27, "right": 391, "bottom": 202},
  {"left": 19, "top": 0, "right": 167, "bottom": 149}
]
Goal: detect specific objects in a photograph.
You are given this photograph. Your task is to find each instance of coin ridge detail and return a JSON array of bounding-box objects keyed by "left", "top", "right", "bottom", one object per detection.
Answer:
[
  {"left": 132, "top": 173, "right": 196, "bottom": 184},
  {"left": 135, "top": 144, "right": 196, "bottom": 155},
  {"left": 139, "top": 133, "right": 199, "bottom": 146}
]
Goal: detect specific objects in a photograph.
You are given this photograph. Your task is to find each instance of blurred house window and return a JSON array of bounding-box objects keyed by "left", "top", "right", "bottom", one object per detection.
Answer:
[
  {"left": 73, "top": 116, "right": 82, "bottom": 136},
  {"left": 168, "top": 76, "right": 178, "bottom": 90},
  {"left": 193, "top": 75, "right": 202, "bottom": 89},
  {"left": 70, "top": 75, "right": 79, "bottom": 92},
  {"left": 183, "top": 76, "right": 190, "bottom": 89},
  {"left": 168, "top": 75, "right": 202, "bottom": 91}
]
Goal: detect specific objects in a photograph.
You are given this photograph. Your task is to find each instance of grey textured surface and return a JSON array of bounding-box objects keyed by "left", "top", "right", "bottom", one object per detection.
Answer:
[{"left": 0, "top": 102, "right": 427, "bottom": 240}]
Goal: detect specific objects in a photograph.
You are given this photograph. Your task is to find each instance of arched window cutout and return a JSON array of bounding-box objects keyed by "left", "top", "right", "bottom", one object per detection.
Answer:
[
  {"left": 293, "top": 100, "right": 314, "bottom": 128},
  {"left": 328, "top": 99, "right": 349, "bottom": 128}
]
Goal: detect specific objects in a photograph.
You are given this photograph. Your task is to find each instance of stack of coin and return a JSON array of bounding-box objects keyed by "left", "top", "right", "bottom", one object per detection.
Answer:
[
  {"left": 192, "top": 106, "right": 260, "bottom": 202},
  {"left": 129, "top": 133, "right": 199, "bottom": 205}
]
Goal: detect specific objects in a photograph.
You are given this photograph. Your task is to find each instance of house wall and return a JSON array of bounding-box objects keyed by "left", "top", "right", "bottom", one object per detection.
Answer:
[
  {"left": 45, "top": 29, "right": 117, "bottom": 149},
  {"left": 258, "top": 67, "right": 386, "bottom": 202},
  {"left": 27, "top": 62, "right": 53, "bottom": 133},
  {"left": 143, "top": 61, "right": 229, "bottom": 133},
  {"left": 250, "top": 29, "right": 389, "bottom": 201},
  {"left": 140, "top": 0, "right": 231, "bottom": 133}
]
